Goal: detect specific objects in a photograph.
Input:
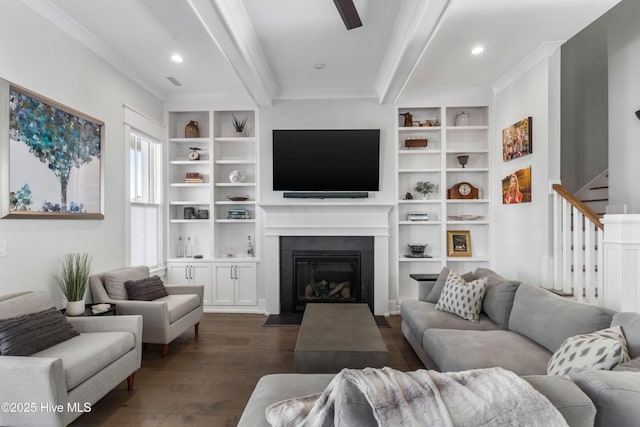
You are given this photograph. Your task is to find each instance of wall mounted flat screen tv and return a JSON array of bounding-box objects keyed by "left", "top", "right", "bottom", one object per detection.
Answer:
[{"left": 273, "top": 129, "right": 380, "bottom": 191}]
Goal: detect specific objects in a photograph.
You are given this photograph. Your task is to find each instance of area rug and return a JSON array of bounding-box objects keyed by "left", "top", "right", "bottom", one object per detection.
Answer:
[{"left": 264, "top": 313, "right": 390, "bottom": 327}]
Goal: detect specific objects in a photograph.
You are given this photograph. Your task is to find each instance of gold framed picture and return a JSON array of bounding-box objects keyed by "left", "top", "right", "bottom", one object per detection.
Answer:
[{"left": 447, "top": 230, "right": 471, "bottom": 257}]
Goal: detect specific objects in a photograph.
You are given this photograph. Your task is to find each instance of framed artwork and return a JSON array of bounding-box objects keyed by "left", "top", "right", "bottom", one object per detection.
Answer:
[
  {"left": 447, "top": 230, "right": 471, "bottom": 257},
  {"left": 0, "top": 80, "right": 104, "bottom": 219},
  {"left": 502, "top": 166, "right": 532, "bottom": 204},
  {"left": 502, "top": 117, "right": 532, "bottom": 162}
]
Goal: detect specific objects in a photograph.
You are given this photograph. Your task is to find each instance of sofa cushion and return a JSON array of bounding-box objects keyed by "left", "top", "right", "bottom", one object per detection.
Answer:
[
  {"left": 33, "top": 331, "right": 135, "bottom": 390},
  {"left": 125, "top": 275, "right": 169, "bottom": 301},
  {"left": 523, "top": 375, "right": 596, "bottom": 427},
  {"left": 569, "top": 369, "right": 640, "bottom": 427},
  {"left": 425, "top": 267, "right": 474, "bottom": 303},
  {"left": 614, "top": 356, "right": 640, "bottom": 372},
  {"left": 422, "top": 329, "right": 551, "bottom": 375},
  {"left": 155, "top": 294, "right": 201, "bottom": 324},
  {"left": 612, "top": 312, "right": 640, "bottom": 358},
  {"left": 508, "top": 284, "right": 615, "bottom": 353},
  {"left": 547, "top": 326, "right": 630, "bottom": 376},
  {"left": 400, "top": 300, "right": 500, "bottom": 347},
  {"left": 103, "top": 266, "right": 149, "bottom": 300},
  {"left": 0, "top": 308, "right": 79, "bottom": 356},
  {"left": 435, "top": 271, "right": 487, "bottom": 323},
  {"left": 473, "top": 268, "right": 520, "bottom": 329},
  {"left": 0, "top": 291, "right": 56, "bottom": 319}
]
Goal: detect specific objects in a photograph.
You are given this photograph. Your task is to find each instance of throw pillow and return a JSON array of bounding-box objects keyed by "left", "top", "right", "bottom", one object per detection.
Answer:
[
  {"left": 0, "top": 308, "right": 79, "bottom": 356},
  {"left": 435, "top": 271, "right": 487, "bottom": 323},
  {"left": 425, "top": 267, "right": 475, "bottom": 303},
  {"left": 613, "top": 356, "right": 640, "bottom": 372},
  {"left": 473, "top": 268, "right": 521, "bottom": 329},
  {"left": 547, "top": 326, "right": 631, "bottom": 376},
  {"left": 125, "top": 275, "right": 169, "bottom": 301},
  {"left": 103, "top": 266, "right": 149, "bottom": 300}
]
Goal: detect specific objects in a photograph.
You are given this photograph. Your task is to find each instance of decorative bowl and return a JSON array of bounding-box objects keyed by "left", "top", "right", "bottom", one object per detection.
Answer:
[
  {"left": 229, "top": 170, "right": 246, "bottom": 183},
  {"left": 407, "top": 244, "right": 427, "bottom": 256},
  {"left": 227, "top": 195, "right": 250, "bottom": 202}
]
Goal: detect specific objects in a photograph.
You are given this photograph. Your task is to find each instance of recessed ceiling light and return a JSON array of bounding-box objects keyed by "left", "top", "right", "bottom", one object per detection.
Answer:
[
  {"left": 471, "top": 46, "right": 484, "bottom": 55},
  {"left": 171, "top": 54, "right": 183, "bottom": 63},
  {"left": 313, "top": 63, "right": 326, "bottom": 70}
]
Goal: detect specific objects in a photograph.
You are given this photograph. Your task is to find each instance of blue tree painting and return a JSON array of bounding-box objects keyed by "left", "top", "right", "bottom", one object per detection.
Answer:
[{"left": 9, "top": 88, "right": 101, "bottom": 212}]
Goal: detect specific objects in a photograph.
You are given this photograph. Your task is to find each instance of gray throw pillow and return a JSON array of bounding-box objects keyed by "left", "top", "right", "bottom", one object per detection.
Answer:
[
  {"left": 425, "top": 267, "right": 474, "bottom": 303},
  {"left": 0, "top": 308, "right": 79, "bottom": 356},
  {"left": 125, "top": 275, "right": 169, "bottom": 301},
  {"left": 473, "top": 268, "right": 521, "bottom": 329},
  {"left": 613, "top": 356, "right": 640, "bottom": 372},
  {"left": 103, "top": 266, "right": 149, "bottom": 300}
]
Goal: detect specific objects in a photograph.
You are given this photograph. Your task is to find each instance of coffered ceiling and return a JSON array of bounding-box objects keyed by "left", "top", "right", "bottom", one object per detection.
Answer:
[{"left": 23, "top": 0, "right": 620, "bottom": 106}]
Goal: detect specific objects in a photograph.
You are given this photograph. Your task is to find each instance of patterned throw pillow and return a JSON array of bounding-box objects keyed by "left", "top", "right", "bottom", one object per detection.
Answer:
[
  {"left": 435, "top": 271, "right": 487, "bottom": 323},
  {"left": 547, "top": 326, "right": 631, "bottom": 376}
]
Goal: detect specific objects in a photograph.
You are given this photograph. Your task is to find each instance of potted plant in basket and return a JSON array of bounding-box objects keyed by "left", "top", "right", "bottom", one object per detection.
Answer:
[
  {"left": 414, "top": 181, "right": 436, "bottom": 200},
  {"left": 232, "top": 115, "right": 248, "bottom": 136},
  {"left": 55, "top": 253, "right": 92, "bottom": 316}
]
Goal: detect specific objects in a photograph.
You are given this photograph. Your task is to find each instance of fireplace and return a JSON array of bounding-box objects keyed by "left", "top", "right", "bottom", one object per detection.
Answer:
[{"left": 280, "top": 236, "right": 374, "bottom": 313}]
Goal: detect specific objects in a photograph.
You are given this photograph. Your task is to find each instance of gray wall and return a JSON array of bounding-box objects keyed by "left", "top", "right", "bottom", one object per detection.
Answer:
[{"left": 561, "top": 14, "right": 609, "bottom": 193}]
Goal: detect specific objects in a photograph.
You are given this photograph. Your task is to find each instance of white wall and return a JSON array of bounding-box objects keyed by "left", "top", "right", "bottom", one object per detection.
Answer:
[
  {"left": 492, "top": 49, "right": 562, "bottom": 284},
  {"left": 259, "top": 98, "right": 396, "bottom": 202},
  {"left": 0, "top": 2, "right": 163, "bottom": 302},
  {"left": 608, "top": 0, "right": 640, "bottom": 213}
]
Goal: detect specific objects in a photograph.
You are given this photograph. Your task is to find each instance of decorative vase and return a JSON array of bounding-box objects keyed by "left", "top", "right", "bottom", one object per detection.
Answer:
[
  {"left": 185, "top": 120, "right": 200, "bottom": 138},
  {"left": 454, "top": 111, "right": 469, "bottom": 126},
  {"left": 229, "top": 170, "right": 246, "bottom": 183},
  {"left": 66, "top": 300, "right": 85, "bottom": 316},
  {"left": 421, "top": 193, "right": 429, "bottom": 200}
]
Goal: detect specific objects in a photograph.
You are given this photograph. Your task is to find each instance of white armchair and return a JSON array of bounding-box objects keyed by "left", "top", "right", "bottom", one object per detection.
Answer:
[{"left": 89, "top": 266, "right": 203, "bottom": 357}]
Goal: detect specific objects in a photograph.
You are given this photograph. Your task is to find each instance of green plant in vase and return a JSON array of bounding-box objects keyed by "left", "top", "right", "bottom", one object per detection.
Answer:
[
  {"left": 55, "top": 253, "right": 92, "bottom": 316},
  {"left": 414, "top": 181, "right": 436, "bottom": 200},
  {"left": 232, "top": 115, "right": 248, "bottom": 136}
]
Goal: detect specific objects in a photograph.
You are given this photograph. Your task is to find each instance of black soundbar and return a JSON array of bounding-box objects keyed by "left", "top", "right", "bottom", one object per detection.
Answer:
[{"left": 283, "top": 192, "right": 369, "bottom": 199}]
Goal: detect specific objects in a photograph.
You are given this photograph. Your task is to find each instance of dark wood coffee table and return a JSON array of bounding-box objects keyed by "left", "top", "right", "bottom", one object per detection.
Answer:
[{"left": 294, "top": 303, "right": 389, "bottom": 373}]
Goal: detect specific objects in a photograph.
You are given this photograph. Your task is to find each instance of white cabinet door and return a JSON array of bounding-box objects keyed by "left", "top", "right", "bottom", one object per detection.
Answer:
[
  {"left": 167, "top": 262, "right": 212, "bottom": 305},
  {"left": 167, "top": 262, "right": 191, "bottom": 284},
  {"left": 213, "top": 263, "right": 235, "bottom": 305},
  {"left": 234, "top": 263, "right": 257, "bottom": 306}
]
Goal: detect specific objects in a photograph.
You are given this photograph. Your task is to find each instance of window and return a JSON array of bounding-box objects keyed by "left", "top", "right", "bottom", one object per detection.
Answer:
[
  {"left": 129, "top": 131, "right": 162, "bottom": 267},
  {"left": 124, "top": 105, "right": 165, "bottom": 269}
]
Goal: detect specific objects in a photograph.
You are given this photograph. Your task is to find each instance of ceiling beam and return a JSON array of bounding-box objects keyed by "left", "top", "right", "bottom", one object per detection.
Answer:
[
  {"left": 375, "top": 0, "right": 451, "bottom": 105},
  {"left": 187, "top": 0, "right": 277, "bottom": 107},
  {"left": 333, "top": 0, "right": 362, "bottom": 30}
]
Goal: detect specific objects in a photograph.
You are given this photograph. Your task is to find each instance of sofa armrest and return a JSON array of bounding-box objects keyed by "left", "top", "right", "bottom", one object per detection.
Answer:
[
  {"left": 165, "top": 284, "right": 204, "bottom": 303},
  {"left": 0, "top": 356, "right": 67, "bottom": 426},
  {"left": 417, "top": 282, "right": 436, "bottom": 301}
]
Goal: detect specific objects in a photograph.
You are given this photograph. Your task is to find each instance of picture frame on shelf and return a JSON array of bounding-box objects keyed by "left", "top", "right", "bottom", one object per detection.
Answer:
[
  {"left": 1, "top": 80, "right": 104, "bottom": 219},
  {"left": 447, "top": 230, "right": 471, "bottom": 257},
  {"left": 502, "top": 166, "right": 532, "bottom": 204},
  {"left": 502, "top": 116, "right": 532, "bottom": 162}
]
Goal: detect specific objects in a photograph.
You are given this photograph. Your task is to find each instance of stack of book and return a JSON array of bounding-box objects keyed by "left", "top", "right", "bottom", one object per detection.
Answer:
[
  {"left": 227, "top": 209, "right": 250, "bottom": 220},
  {"left": 184, "top": 172, "right": 203, "bottom": 183}
]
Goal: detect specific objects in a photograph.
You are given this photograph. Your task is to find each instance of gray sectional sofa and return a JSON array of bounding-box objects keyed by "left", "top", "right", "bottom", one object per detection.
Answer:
[{"left": 239, "top": 268, "right": 640, "bottom": 426}]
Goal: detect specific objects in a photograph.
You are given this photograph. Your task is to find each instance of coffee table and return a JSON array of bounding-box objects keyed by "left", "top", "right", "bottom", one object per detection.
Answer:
[{"left": 294, "top": 303, "right": 389, "bottom": 373}]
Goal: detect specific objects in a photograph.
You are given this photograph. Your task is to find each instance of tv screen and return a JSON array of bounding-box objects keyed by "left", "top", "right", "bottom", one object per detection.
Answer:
[{"left": 272, "top": 129, "right": 380, "bottom": 191}]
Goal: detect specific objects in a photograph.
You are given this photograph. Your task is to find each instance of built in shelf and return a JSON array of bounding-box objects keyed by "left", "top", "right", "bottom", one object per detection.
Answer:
[
  {"left": 398, "top": 149, "right": 441, "bottom": 155},
  {"left": 399, "top": 168, "right": 441, "bottom": 173},
  {"left": 214, "top": 219, "right": 256, "bottom": 223},
  {"left": 446, "top": 257, "right": 490, "bottom": 262},
  {"left": 214, "top": 160, "right": 256, "bottom": 164},
  {"left": 398, "top": 257, "right": 443, "bottom": 262},
  {"left": 446, "top": 221, "right": 489, "bottom": 225},
  {"left": 214, "top": 137, "right": 256, "bottom": 143},
  {"left": 169, "top": 137, "right": 210, "bottom": 143},
  {"left": 446, "top": 168, "right": 490, "bottom": 172},
  {"left": 398, "top": 221, "right": 442, "bottom": 225},
  {"left": 215, "top": 183, "right": 256, "bottom": 187},
  {"left": 445, "top": 125, "right": 489, "bottom": 131},
  {"left": 169, "top": 201, "right": 209, "bottom": 205},
  {"left": 169, "top": 219, "right": 210, "bottom": 224},
  {"left": 399, "top": 126, "right": 441, "bottom": 131},
  {"left": 215, "top": 201, "right": 255, "bottom": 205},
  {"left": 170, "top": 160, "right": 211, "bottom": 165},
  {"left": 446, "top": 199, "right": 490, "bottom": 204},
  {"left": 398, "top": 199, "right": 441, "bottom": 204},
  {"left": 446, "top": 148, "right": 489, "bottom": 154},
  {"left": 170, "top": 183, "right": 210, "bottom": 187}
]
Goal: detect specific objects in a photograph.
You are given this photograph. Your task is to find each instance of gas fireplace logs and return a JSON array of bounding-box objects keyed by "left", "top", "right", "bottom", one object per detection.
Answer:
[{"left": 305, "top": 280, "right": 352, "bottom": 299}]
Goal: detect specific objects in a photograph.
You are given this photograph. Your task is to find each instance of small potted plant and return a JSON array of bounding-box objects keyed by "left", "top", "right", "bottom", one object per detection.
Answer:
[
  {"left": 232, "top": 115, "right": 248, "bottom": 136},
  {"left": 55, "top": 253, "right": 92, "bottom": 316},
  {"left": 414, "top": 181, "right": 436, "bottom": 200}
]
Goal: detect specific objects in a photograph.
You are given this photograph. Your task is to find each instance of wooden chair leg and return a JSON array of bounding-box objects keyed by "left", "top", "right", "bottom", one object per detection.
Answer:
[
  {"left": 194, "top": 322, "right": 200, "bottom": 336},
  {"left": 162, "top": 344, "right": 169, "bottom": 358},
  {"left": 127, "top": 373, "right": 135, "bottom": 390}
]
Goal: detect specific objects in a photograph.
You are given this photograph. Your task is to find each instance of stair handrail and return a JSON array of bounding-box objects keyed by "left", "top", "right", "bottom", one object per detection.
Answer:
[{"left": 552, "top": 183, "right": 603, "bottom": 230}]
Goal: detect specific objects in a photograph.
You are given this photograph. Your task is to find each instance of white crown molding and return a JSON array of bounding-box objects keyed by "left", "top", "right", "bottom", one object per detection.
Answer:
[
  {"left": 187, "top": 0, "right": 276, "bottom": 108},
  {"left": 20, "top": 0, "right": 167, "bottom": 100},
  {"left": 491, "top": 41, "right": 564, "bottom": 95},
  {"left": 375, "top": 0, "right": 451, "bottom": 105}
]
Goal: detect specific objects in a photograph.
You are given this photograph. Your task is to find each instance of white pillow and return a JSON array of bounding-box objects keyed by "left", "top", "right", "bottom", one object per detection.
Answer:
[
  {"left": 547, "top": 326, "right": 631, "bottom": 376},
  {"left": 435, "top": 271, "right": 487, "bottom": 323}
]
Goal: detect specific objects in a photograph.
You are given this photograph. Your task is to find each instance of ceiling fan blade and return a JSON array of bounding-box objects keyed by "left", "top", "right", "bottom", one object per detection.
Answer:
[{"left": 333, "top": 0, "right": 362, "bottom": 30}]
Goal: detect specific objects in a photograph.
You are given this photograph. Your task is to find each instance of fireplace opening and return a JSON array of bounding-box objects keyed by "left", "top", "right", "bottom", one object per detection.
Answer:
[
  {"left": 280, "top": 236, "right": 374, "bottom": 314},
  {"left": 294, "top": 251, "right": 360, "bottom": 312}
]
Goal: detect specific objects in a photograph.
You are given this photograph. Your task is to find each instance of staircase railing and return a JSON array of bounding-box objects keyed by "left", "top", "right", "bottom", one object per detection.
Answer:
[{"left": 552, "top": 184, "right": 604, "bottom": 305}]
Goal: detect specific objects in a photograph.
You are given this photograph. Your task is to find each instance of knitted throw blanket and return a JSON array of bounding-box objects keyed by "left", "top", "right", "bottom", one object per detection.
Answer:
[{"left": 266, "top": 367, "right": 568, "bottom": 427}]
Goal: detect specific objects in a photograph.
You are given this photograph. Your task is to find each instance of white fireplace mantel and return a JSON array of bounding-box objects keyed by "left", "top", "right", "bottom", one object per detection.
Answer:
[{"left": 259, "top": 201, "right": 394, "bottom": 315}]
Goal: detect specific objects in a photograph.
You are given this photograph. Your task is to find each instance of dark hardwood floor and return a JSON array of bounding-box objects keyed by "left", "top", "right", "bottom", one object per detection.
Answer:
[{"left": 71, "top": 313, "right": 422, "bottom": 426}]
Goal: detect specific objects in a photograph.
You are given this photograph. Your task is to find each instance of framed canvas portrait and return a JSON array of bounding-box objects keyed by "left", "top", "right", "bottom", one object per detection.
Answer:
[
  {"left": 502, "top": 117, "right": 532, "bottom": 162},
  {"left": 447, "top": 230, "right": 471, "bottom": 257},
  {"left": 502, "top": 167, "right": 532, "bottom": 204},
  {"left": 0, "top": 80, "right": 104, "bottom": 219}
]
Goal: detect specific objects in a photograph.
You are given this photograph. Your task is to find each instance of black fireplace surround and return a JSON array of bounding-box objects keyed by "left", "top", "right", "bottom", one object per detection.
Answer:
[{"left": 280, "top": 236, "right": 374, "bottom": 314}]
